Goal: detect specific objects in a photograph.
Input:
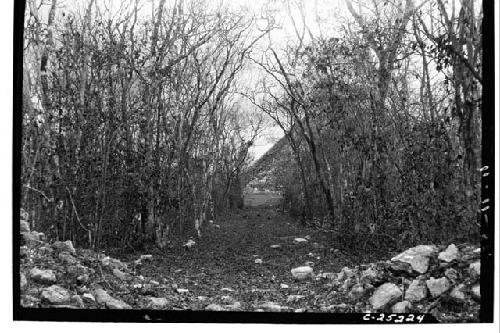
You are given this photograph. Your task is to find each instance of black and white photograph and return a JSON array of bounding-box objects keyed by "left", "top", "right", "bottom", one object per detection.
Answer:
[{"left": 13, "top": 0, "right": 497, "bottom": 326}]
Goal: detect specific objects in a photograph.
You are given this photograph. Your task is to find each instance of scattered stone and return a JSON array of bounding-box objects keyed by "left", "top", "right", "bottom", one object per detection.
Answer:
[
  {"left": 471, "top": 284, "right": 480, "bottom": 301},
  {"left": 112, "top": 268, "right": 127, "bottom": 280},
  {"left": 293, "top": 238, "right": 308, "bottom": 243},
  {"left": 197, "top": 296, "right": 208, "bottom": 301},
  {"left": 469, "top": 261, "right": 480, "bottom": 279},
  {"left": 82, "top": 293, "right": 95, "bottom": 303},
  {"left": 254, "top": 259, "right": 263, "bottom": 264},
  {"left": 100, "top": 256, "right": 127, "bottom": 271},
  {"left": 259, "top": 301, "right": 283, "bottom": 312},
  {"left": 176, "top": 288, "right": 189, "bottom": 294},
  {"left": 20, "top": 220, "right": 30, "bottom": 233},
  {"left": 77, "top": 274, "right": 89, "bottom": 285},
  {"left": 438, "top": 244, "right": 459, "bottom": 262},
  {"left": 392, "top": 301, "right": 412, "bottom": 313},
  {"left": 280, "top": 284, "right": 289, "bottom": 289},
  {"left": 71, "top": 295, "right": 85, "bottom": 308},
  {"left": 337, "top": 267, "right": 354, "bottom": 281},
  {"left": 29, "top": 268, "right": 56, "bottom": 285},
  {"left": 270, "top": 245, "right": 281, "bottom": 249},
  {"left": 349, "top": 284, "right": 367, "bottom": 301},
  {"left": 287, "top": 295, "right": 306, "bottom": 302},
  {"left": 405, "top": 279, "right": 427, "bottom": 302},
  {"left": 184, "top": 239, "right": 196, "bottom": 248},
  {"left": 94, "top": 288, "right": 131, "bottom": 309},
  {"left": 426, "top": 277, "right": 450, "bottom": 298},
  {"left": 221, "top": 287, "right": 234, "bottom": 292},
  {"left": 291, "top": 266, "right": 313, "bottom": 280},
  {"left": 444, "top": 268, "right": 460, "bottom": 281},
  {"left": 360, "top": 267, "right": 381, "bottom": 285},
  {"left": 149, "top": 280, "right": 160, "bottom": 286},
  {"left": 220, "top": 295, "right": 235, "bottom": 305},
  {"left": 58, "top": 252, "right": 77, "bottom": 265},
  {"left": 205, "top": 304, "right": 224, "bottom": 311},
  {"left": 147, "top": 297, "right": 169, "bottom": 309},
  {"left": 140, "top": 254, "right": 153, "bottom": 261},
  {"left": 391, "top": 245, "right": 437, "bottom": 274},
  {"left": 224, "top": 302, "right": 242, "bottom": 311},
  {"left": 369, "top": 283, "right": 402, "bottom": 310},
  {"left": 52, "top": 240, "right": 76, "bottom": 255},
  {"left": 20, "top": 273, "right": 27, "bottom": 290},
  {"left": 23, "top": 231, "right": 43, "bottom": 244},
  {"left": 41, "top": 285, "right": 71, "bottom": 305},
  {"left": 342, "top": 277, "right": 355, "bottom": 291},
  {"left": 449, "top": 285, "right": 466, "bottom": 302}
]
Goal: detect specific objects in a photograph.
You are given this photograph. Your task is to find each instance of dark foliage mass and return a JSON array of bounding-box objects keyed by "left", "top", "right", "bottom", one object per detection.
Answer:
[{"left": 21, "top": 0, "right": 482, "bottom": 255}]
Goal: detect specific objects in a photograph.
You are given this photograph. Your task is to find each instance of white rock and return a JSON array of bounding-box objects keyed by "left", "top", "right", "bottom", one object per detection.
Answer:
[
  {"left": 82, "top": 293, "right": 96, "bottom": 303},
  {"left": 149, "top": 280, "right": 160, "bottom": 286},
  {"left": 176, "top": 288, "right": 189, "bottom": 294},
  {"left": 224, "top": 301, "right": 242, "bottom": 311},
  {"left": 392, "top": 301, "right": 412, "bottom": 313},
  {"left": 294, "top": 238, "right": 308, "bottom": 243},
  {"left": 255, "top": 258, "right": 263, "bottom": 264},
  {"left": 221, "top": 287, "right": 234, "bottom": 292},
  {"left": 438, "top": 244, "right": 459, "bottom": 262},
  {"left": 270, "top": 245, "right": 281, "bottom": 249},
  {"left": 198, "top": 296, "right": 208, "bottom": 301},
  {"left": 184, "top": 239, "right": 196, "bottom": 248},
  {"left": 140, "top": 254, "right": 153, "bottom": 261},
  {"left": 291, "top": 266, "right": 313, "bottom": 280},
  {"left": 59, "top": 252, "right": 77, "bottom": 265},
  {"left": 41, "top": 285, "right": 71, "bottom": 305},
  {"left": 287, "top": 295, "right": 305, "bottom": 302},
  {"left": 280, "top": 284, "right": 289, "bottom": 289},
  {"left": 405, "top": 279, "right": 428, "bottom": 302},
  {"left": 112, "top": 268, "right": 127, "bottom": 280},
  {"left": 391, "top": 245, "right": 437, "bottom": 274},
  {"left": 205, "top": 304, "right": 224, "bottom": 311},
  {"left": 147, "top": 297, "right": 169, "bottom": 309},
  {"left": 259, "top": 301, "right": 282, "bottom": 312},
  {"left": 449, "top": 285, "right": 466, "bottom": 302},
  {"left": 471, "top": 284, "right": 480, "bottom": 301},
  {"left": 469, "top": 261, "right": 480, "bottom": 278},
  {"left": 20, "top": 273, "right": 27, "bottom": 290},
  {"left": 29, "top": 268, "right": 56, "bottom": 285},
  {"left": 20, "top": 220, "right": 30, "bottom": 233},
  {"left": 52, "top": 240, "right": 76, "bottom": 255},
  {"left": 93, "top": 288, "right": 131, "bottom": 309},
  {"left": 426, "top": 277, "right": 450, "bottom": 297},
  {"left": 337, "top": 267, "right": 354, "bottom": 281},
  {"left": 369, "top": 283, "right": 402, "bottom": 310},
  {"left": 349, "top": 284, "right": 366, "bottom": 301}
]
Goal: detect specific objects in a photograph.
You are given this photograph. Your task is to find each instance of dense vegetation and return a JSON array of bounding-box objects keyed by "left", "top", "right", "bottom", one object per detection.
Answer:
[{"left": 21, "top": 0, "right": 483, "bottom": 254}]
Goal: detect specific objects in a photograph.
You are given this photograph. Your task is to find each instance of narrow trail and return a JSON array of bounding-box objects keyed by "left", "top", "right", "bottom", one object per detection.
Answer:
[{"left": 131, "top": 208, "right": 357, "bottom": 311}]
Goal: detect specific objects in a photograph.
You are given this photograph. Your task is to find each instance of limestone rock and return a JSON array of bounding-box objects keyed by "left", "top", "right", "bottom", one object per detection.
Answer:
[
  {"left": 82, "top": 293, "right": 96, "bottom": 303},
  {"left": 293, "top": 238, "right": 308, "bottom": 243},
  {"left": 254, "top": 258, "right": 263, "bottom": 264},
  {"left": 23, "top": 231, "right": 44, "bottom": 244},
  {"left": 176, "top": 288, "right": 189, "bottom": 294},
  {"left": 100, "top": 256, "right": 127, "bottom": 271},
  {"left": 391, "top": 245, "right": 437, "bottom": 274},
  {"left": 360, "top": 267, "right": 382, "bottom": 285},
  {"left": 369, "top": 283, "right": 402, "bottom": 310},
  {"left": 449, "top": 285, "right": 466, "bottom": 302},
  {"left": 291, "top": 266, "right": 313, "bottom": 280},
  {"left": 184, "top": 239, "right": 196, "bottom": 248},
  {"left": 287, "top": 295, "right": 306, "bottom": 302},
  {"left": 29, "top": 268, "right": 56, "bottom": 285},
  {"left": 349, "top": 284, "right": 367, "bottom": 301},
  {"left": 147, "top": 297, "right": 169, "bottom": 309},
  {"left": 444, "top": 268, "right": 460, "bottom": 281},
  {"left": 71, "top": 295, "right": 85, "bottom": 308},
  {"left": 205, "top": 304, "right": 224, "bottom": 311},
  {"left": 426, "top": 277, "right": 450, "bottom": 297},
  {"left": 270, "top": 244, "right": 281, "bottom": 249},
  {"left": 438, "top": 244, "right": 459, "bottom": 262},
  {"left": 471, "top": 284, "right": 480, "bottom": 301},
  {"left": 259, "top": 301, "right": 283, "bottom": 312},
  {"left": 20, "top": 220, "right": 30, "bottom": 233},
  {"left": 113, "top": 268, "right": 127, "bottom": 280},
  {"left": 77, "top": 274, "right": 89, "bottom": 285},
  {"left": 405, "top": 279, "right": 428, "bottom": 301},
  {"left": 20, "top": 273, "right": 27, "bottom": 290},
  {"left": 220, "top": 295, "right": 235, "bottom": 305},
  {"left": 140, "top": 254, "right": 153, "bottom": 261},
  {"left": 41, "top": 285, "right": 71, "bottom": 305},
  {"left": 93, "top": 288, "right": 131, "bottom": 309},
  {"left": 280, "top": 284, "right": 289, "bottom": 289},
  {"left": 392, "top": 300, "right": 412, "bottom": 313},
  {"left": 469, "top": 261, "right": 480, "bottom": 279},
  {"left": 337, "top": 267, "right": 355, "bottom": 281},
  {"left": 59, "top": 252, "right": 77, "bottom": 265},
  {"left": 52, "top": 241, "right": 76, "bottom": 255},
  {"left": 224, "top": 301, "right": 242, "bottom": 311}
]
